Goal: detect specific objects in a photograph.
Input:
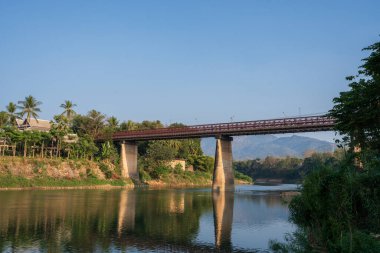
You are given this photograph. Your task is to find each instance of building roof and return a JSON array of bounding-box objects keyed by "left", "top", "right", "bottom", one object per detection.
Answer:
[
  {"left": 15, "top": 119, "right": 23, "bottom": 127},
  {"left": 17, "top": 118, "right": 51, "bottom": 132}
]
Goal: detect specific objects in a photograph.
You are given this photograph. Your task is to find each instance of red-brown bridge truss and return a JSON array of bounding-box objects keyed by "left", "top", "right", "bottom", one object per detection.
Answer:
[{"left": 110, "top": 115, "right": 335, "bottom": 141}]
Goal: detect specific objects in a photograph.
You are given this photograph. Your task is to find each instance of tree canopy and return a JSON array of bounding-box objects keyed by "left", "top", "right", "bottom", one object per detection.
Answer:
[{"left": 329, "top": 39, "right": 380, "bottom": 152}]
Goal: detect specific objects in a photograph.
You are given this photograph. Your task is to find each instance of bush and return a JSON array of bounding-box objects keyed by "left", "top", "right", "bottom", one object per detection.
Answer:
[
  {"left": 139, "top": 169, "right": 151, "bottom": 182},
  {"left": 271, "top": 155, "right": 380, "bottom": 252},
  {"left": 99, "top": 162, "right": 113, "bottom": 179},
  {"left": 149, "top": 166, "right": 171, "bottom": 180},
  {"left": 234, "top": 170, "right": 253, "bottom": 183},
  {"left": 187, "top": 155, "right": 214, "bottom": 172}
]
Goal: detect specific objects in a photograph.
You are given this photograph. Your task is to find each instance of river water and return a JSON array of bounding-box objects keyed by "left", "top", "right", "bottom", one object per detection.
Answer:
[{"left": 0, "top": 184, "right": 298, "bottom": 252}]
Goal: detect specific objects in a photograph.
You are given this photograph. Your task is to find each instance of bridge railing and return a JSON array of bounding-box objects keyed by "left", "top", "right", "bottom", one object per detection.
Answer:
[{"left": 110, "top": 116, "right": 335, "bottom": 141}]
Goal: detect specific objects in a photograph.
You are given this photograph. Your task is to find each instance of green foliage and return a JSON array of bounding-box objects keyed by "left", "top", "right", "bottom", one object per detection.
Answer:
[
  {"left": 173, "top": 163, "right": 184, "bottom": 174},
  {"left": 17, "top": 95, "right": 42, "bottom": 122},
  {"left": 139, "top": 169, "right": 152, "bottom": 182},
  {"left": 329, "top": 39, "right": 380, "bottom": 152},
  {"left": 2, "top": 97, "right": 210, "bottom": 183},
  {"left": 0, "top": 111, "right": 9, "bottom": 127},
  {"left": 150, "top": 166, "right": 171, "bottom": 180},
  {"left": 177, "top": 139, "right": 203, "bottom": 158},
  {"left": 98, "top": 162, "right": 113, "bottom": 179},
  {"left": 6, "top": 102, "right": 18, "bottom": 126},
  {"left": 187, "top": 155, "right": 214, "bottom": 172},
  {"left": 0, "top": 175, "right": 127, "bottom": 187},
  {"left": 234, "top": 152, "right": 342, "bottom": 182},
  {"left": 234, "top": 170, "right": 252, "bottom": 183},
  {"left": 271, "top": 154, "right": 380, "bottom": 252},
  {"left": 100, "top": 141, "right": 119, "bottom": 163},
  {"left": 271, "top": 39, "right": 380, "bottom": 252},
  {"left": 145, "top": 141, "right": 176, "bottom": 168},
  {"left": 60, "top": 100, "right": 77, "bottom": 120},
  {"left": 65, "top": 134, "right": 99, "bottom": 160},
  {"left": 71, "top": 110, "right": 106, "bottom": 138}
]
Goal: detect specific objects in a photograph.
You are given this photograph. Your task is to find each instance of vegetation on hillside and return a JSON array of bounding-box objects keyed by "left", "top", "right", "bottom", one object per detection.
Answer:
[
  {"left": 234, "top": 151, "right": 344, "bottom": 183},
  {"left": 270, "top": 39, "right": 380, "bottom": 252}
]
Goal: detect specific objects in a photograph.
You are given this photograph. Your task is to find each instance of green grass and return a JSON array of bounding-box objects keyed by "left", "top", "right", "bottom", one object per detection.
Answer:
[
  {"left": 159, "top": 169, "right": 212, "bottom": 185},
  {"left": 0, "top": 175, "right": 128, "bottom": 188}
]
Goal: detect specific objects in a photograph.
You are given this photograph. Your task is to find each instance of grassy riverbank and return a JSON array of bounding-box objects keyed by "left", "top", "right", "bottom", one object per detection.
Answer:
[
  {"left": 0, "top": 176, "right": 128, "bottom": 189},
  {"left": 0, "top": 157, "right": 131, "bottom": 189},
  {"left": 0, "top": 157, "right": 252, "bottom": 189}
]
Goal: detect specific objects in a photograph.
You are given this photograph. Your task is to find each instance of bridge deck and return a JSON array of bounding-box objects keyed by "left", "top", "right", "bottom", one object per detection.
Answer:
[{"left": 110, "top": 116, "right": 335, "bottom": 141}]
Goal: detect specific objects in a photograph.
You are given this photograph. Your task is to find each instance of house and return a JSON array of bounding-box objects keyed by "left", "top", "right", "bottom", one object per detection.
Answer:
[{"left": 16, "top": 118, "right": 51, "bottom": 132}]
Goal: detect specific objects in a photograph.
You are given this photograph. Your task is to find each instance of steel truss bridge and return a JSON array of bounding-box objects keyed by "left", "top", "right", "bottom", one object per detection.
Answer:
[{"left": 111, "top": 115, "right": 335, "bottom": 141}]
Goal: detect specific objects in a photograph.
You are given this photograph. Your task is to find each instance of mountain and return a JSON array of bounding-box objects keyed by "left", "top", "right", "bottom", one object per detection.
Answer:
[{"left": 201, "top": 135, "right": 336, "bottom": 160}]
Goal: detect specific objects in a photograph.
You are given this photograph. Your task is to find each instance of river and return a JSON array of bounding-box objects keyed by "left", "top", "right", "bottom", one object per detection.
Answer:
[{"left": 0, "top": 184, "right": 298, "bottom": 252}]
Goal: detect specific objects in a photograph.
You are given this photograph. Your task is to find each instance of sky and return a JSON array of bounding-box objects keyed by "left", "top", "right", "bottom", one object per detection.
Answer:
[{"left": 1, "top": 0, "right": 379, "bottom": 142}]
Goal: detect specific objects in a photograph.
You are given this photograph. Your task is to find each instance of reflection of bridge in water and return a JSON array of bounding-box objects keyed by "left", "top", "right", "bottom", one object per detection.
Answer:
[
  {"left": 0, "top": 190, "right": 235, "bottom": 252},
  {"left": 0, "top": 189, "right": 289, "bottom": 252},
  {"left": 117, "top": 190, "right": 236, "bottom": 252}
]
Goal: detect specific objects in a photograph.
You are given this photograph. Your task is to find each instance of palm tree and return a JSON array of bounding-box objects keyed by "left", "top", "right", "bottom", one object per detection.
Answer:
[
  {"left": 6, "top": 102, "right": 18, "bottom": 126},
  {"left": 17, "top": 95, "right": 42, "bottom": 122},
  {"left": 88, "top": 110, "right": 106, "bottom": 137},
  {"left": 107, "top": 116, "right": 119, "bottom": 130},
  {"left": 0, "top": 112, "right": 8, "bottom": 127},
  {"left": 60, "top": 100, "right": 77, "bottom": 120}
]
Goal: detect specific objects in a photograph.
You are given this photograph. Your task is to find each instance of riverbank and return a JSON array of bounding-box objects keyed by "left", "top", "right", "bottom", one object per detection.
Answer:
[
  {"left": 0, "top": 156, "right": 131, "bottom": 188},
  {"left": 0, "top": 157, "right": 252, "bottom": 190}
]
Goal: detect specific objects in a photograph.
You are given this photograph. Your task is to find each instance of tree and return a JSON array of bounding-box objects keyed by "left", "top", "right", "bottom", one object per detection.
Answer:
[
  {"left": 271, "top": 39, "right": 380, "bottom": 252},
  {"left": 6, "top": 102, "right": 18, "bottom": 126},
  {"left": 60, "top": 100, "right": 77, "bottom": 120},
  {"left": 17, "top": 95, "right": 42, "bottom": 122},
  {"left": 145, "top": 141, "right": 176, "bottom": 168},
  {"left": 329, "top": 39, "right": 380, "bottom": 153},
  {"left": 120, "top": 120, "right": 138, "bottom": 131},
  {"left": 0, "top": 112, "right": 8, "bottom": 127},
  {"left": 106, "top": 116, "right": 119, "bottom": 131},
  {"left": 72, "top": 110, "right": 105, "bottom": 138}
]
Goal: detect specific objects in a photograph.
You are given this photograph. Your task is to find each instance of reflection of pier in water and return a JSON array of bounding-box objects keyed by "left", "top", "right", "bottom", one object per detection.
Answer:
[
  {"left": 0, "top": 189, "right": 265, "bottom": 253},
  {"left": 116, "top": 190, "right": 235, "bottom": 251},
  {"left": 213, "top": 191, "right": 234, "bottom": 250},
  {"left": 117, "top": 190, "right": 136, "bottom": 235}
]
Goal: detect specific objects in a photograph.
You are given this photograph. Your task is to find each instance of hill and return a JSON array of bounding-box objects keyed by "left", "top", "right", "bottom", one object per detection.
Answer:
[{"left": 201, "top": 135, "right": 336, "bottom": 160}]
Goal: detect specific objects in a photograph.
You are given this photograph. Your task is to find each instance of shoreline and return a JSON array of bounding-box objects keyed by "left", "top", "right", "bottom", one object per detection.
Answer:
[
  {"left": 0, "top": 181, "right": 255, "bottom": 191},
  {"left": 0, "top": 184, "right": 135, "bottom": 191},
  {"left": 0, "top": 157, "right": 252, "bottom": 191}
]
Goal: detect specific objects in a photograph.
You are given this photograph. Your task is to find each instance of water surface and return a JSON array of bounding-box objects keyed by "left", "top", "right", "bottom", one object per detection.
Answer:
[{"left": 0, "top": 184, "right": 297, "bottom": 252}]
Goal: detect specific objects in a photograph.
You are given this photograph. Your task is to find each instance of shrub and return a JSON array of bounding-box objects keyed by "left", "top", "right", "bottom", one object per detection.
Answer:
[
  {"left": 271, "top": 155, "right": 380, "bottom": 252},
  {"left": 150, "top": 166, "right": 171, "bottom": 180},
  {"left": 99, "top": 162, "right": 112, "bottom": 179},
  {"left": 234, "top": 170, "right": 253, "bottom": 183}
]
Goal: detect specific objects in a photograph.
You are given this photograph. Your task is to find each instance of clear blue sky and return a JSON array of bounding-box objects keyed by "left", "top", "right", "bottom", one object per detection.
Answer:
[{"left": 1, "top": 1, "right": 379, "bottom": 141}]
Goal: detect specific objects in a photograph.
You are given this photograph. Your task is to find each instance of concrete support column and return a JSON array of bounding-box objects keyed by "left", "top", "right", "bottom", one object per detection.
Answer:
[
  {"left": 120, "top": 141, "right": 139, "bottom": 180},
  {"left": 212, "top": 136, "right": 234, "bottom": 192}
]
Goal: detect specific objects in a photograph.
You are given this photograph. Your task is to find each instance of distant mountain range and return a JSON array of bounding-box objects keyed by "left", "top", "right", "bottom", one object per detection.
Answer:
[{"left": 201, "top": 135, "right": 336, "bottom": 160}]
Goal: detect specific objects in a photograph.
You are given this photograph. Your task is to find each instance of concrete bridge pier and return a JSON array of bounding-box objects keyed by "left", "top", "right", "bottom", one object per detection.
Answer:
[
  {"left": 120, "top": 141, "right": 139, "bottom": 180},
  {"left": 212, "top": 136, "right": 234, "bottom": 192}
]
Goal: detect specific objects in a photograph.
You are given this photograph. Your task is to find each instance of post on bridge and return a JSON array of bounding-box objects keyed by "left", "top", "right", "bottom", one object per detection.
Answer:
[
  {"left": 212, "top": 136, "right": 234, "bottom": 192},
  {"left": 120, "top": 141, "right": 139, "bottom": 180}
]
